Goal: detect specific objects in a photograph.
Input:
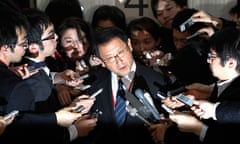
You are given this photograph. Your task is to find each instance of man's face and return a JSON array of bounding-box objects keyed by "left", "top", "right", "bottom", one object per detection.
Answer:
[
  {"left": 61, "top": 28, "right": 85, "bottom": 60},
  {"left": 173, "top": 28, "right": 190, "bottom": 50},
  {"left": 99, "top": 37, "right": 133, "bottom": 77},
  {"left": 9, "top": 27, "right": 28, "bottom": 63},
  {"left": 207, "top": 50, "right": 232, "bottom": 80},
  {"left": 130, "top": 30, "right": 160, "bottom": 57},
  {"left": 40, "top": 24, "right": 57, "bottom": 57}
]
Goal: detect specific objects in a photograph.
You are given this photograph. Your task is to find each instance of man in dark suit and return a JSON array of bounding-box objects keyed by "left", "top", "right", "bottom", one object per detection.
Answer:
[
  {"left": 80, "top": 27, "right": 169, "bottom": 144},
  {"left": 0, "top": 6, "right": 83, "bottom": 144},
  {"left": 164, "top": 27, "right": 240, "bottom": 144}
]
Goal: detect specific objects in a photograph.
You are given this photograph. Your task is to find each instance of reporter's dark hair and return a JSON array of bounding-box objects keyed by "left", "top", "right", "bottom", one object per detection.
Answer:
[
  {"left": 0, "top": 4, "right": 29, "bottom": 52},
  {"left": 210, "top": 27, "right": 240, "bottom": 70},
  {"left": 151, "top": 0, "right": 188, "bottom": 18},
  {"left": 93, "top": 27, "right": 128, "bottom": 57}
]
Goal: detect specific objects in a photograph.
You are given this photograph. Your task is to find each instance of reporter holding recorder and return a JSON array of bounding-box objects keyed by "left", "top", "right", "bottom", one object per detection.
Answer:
[
  {"left": 0, "top": 6, "right": 94, "bottom": 144},
  {"left": 162, "top": 27, "right": 240, "bottom": 144}
]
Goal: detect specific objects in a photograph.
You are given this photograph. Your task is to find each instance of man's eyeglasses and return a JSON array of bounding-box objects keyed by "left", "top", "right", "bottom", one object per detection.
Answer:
[
  {"left": 41, "top": 33, "right": 56, "bottom": 41},
  {"left": 207, "top": 53, "right": 217, "bottom": 60},
  {"left": 102, "top": 49, "right": 127, "bottom": 63}
]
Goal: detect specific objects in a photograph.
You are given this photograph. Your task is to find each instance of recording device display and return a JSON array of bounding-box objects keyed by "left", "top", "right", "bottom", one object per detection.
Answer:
[
  {"left": 135, "top": 89, "right": 160, "bottom": 121},
  {"left": 179, "top": 17, "right": 195, "bottom": 32},
  {"left": 176, "top": 94, "right": 193, "bottom": 107},
  {"left": 161, "top": 104, "right": 174, "bottom": 114},
  {"left": 3, "top": 110, "right": 19, "bottom": 121},
  {"left": 186, "top": 32, "right": 207, "bottom": 40}
]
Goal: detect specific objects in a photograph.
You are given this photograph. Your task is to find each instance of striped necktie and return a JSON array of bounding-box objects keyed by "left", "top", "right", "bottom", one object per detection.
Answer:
[{"left": 115, "top": 79, "right": 126, "bottom": 126}]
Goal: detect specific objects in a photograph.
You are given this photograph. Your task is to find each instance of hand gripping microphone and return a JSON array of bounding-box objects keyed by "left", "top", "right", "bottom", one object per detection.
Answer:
[{"left": 134, "top": 89, "right": 160, "bottom": 121}]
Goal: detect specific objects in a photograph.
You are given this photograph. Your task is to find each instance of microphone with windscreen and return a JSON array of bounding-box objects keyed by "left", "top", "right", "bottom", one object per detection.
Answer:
[
  {"left": 126, "top": 104, "right": 152, "bottom": 126},
  {"left": 134, "top": 89, "right": 160, "bottom": 122},
  {"left": 125, "top": 91, "right": 159, "bottom": 124}
]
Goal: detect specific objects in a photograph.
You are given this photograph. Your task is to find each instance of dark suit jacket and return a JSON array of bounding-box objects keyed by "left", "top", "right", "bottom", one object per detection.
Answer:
[
  {"left": 163, "top": 75, "right": 240, "bottom": 144},
  {"left": 79, "top": 62, "right": 168, "bottom": 144},
  {"left": 168, "top": 41, "right": 217, "bottom": 86},
  {"left": 203, "top": 75, "right": 240, "bottom": 144},
  {"left": 0, "top": 62, "right": 70, "bottom": 144},
  {"left": 20, "top": 58, "right": 61, "bottom": 113}
]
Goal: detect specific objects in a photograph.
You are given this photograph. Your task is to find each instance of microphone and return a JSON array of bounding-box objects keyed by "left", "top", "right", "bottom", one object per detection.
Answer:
[
  {"left": 125, "top": 91, "right": 152, "bottom": 120},
  {"left": 135, "top": 89, "right": 160, "bottom": 121},
  {"left": 126, "top": 104, "right": 151, "bottom": 126}
]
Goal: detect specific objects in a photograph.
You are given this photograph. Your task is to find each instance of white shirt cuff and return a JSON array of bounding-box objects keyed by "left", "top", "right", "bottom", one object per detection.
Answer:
[
  {"left": 200, "top": 124, "right": 208, "bottom": 142},
  {"left": 213, "top": 102, "right": 220, "bottom": 120},
  {"left": 68, "top": 124, "right": 78, "bottom": 141}
]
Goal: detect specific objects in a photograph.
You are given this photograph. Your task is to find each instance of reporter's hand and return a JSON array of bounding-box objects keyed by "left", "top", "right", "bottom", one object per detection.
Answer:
[
  {"left": 55, "top": 106, "right": 82, "bottom": 127},
  {"left": 191, "top": 100, "right": 216, "bottom": 119},
  {"left": 148, "top": 118, "right": 172, "bottom": 144},
  {"left": 54, "top": 69, "right": 84, "bottom": 87},
  {"left": 169, "top": 111, "right": 203, "bottom": 136},
  {"left": 0, "top": 116, "right": 14, "bottom": 135},
  {"left": 74, "top": 114, "right": 97, "bottom": 137},
  {"left": 89, "top": 55, "right": 105, "bottom": 67},
  {"left": 192, "top": 10, "right": 223, "bottom": 29},
  {"left": 185, "top": 83, "right": 213, "bottom": 100},
  {"left": 55, "top": 84, "right": 72, "bottom": 106},
  {"left": 10, "top": 64, "right": 38, "bottom": 79},
  {"left": 162, "top": 96, "right": 185, "bottom": 109},
  {"left": 70, "top": 95, "right": 95, "bottom": 114}
]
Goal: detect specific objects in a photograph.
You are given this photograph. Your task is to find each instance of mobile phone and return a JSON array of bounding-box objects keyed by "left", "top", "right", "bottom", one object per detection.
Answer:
[
  {"left": 89, "top": 88, "right": 103, "bottom": 99},
  {"left": 3, "top": 110, "right": 19, "bottom": 121},
  {"left": 73, "top": 105, "right": 85, "bottom": 113},
  {"left": 186, "top": 32, "right": 207, "bottom": 40},
  {"left": 161, "top": 104, "right": 174, "bottom": 114},
  {"left": 176, "top": 94, "right": 193, "bottom": 107},
  {"left": 27, "top": 65, "right": 44, "bottom": 72},
  {"left": 156, "top": 91, "right": 167, "bottom": 100},
  {"left": 75, "top": 73, "right": 89, "bottom": 81},
  {"left": 74, "top": 84, "right": 91, "bottom": 91},
  {"left": 179, "top": 17, "right": 195, "bottom": 32}
]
